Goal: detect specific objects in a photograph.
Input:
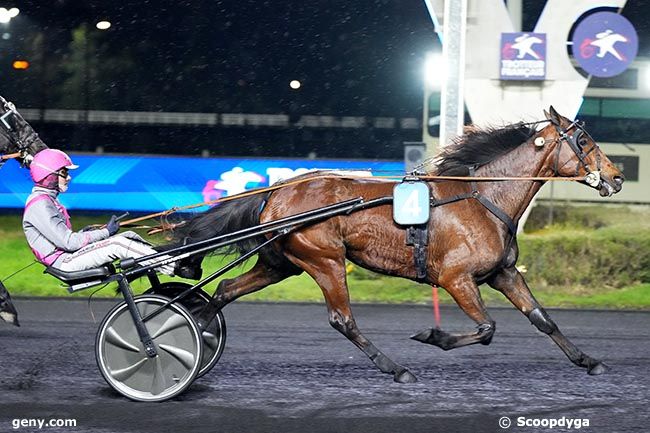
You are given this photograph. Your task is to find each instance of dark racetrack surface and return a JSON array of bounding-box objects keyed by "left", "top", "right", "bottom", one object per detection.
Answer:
[{"left": 1, "top": 299, "right": 648, "bottom": 433}]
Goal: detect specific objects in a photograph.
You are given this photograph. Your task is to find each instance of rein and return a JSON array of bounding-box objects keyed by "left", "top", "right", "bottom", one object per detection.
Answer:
[
  {"left": 1, "top": 152, "right": 21, "bottom": 161},
  {"left": 408, "top": 175, "right": 583, "bottom": 182},
  {"left": 121, "top": 172, "right": 587, "bottom": 234},
  {"left": 106, "top": 117, "right": 601, "bottom": 234}
]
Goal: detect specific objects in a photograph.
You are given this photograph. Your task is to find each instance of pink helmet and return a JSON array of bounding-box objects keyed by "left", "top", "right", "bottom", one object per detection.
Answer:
[{"left": 29, "top": 149, "right": 78, "bottom": 187}]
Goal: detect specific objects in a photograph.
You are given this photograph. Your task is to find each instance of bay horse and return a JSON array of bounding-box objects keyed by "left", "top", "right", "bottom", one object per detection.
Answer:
[
  {"left": 175, "top": 106, "right": 623, "bottom": 383},
  {"left": 0, "top": 95, "right": 48, "bottom": 326}
]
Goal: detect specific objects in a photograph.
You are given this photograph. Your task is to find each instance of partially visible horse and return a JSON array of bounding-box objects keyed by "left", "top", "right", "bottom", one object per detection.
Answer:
[
  {"left": 0, "top": 95, "right": 48, "bottom": 326},
  {"left": 0, "top": 95, "right": 48, "bottom": 167},
  {"left": 174, "top": 107, "right": 623, "bottom": 383}
]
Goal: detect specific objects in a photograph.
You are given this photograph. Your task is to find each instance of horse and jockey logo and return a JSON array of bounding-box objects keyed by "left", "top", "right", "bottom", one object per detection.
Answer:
[
  {"left": 500, "top": 33, "right": 546, "bottom": 80},
  {"left": 202, "top": 167, "right": 265, "bottom": 204},
  {"left": 507, "top": 34, "right": 544, "bottom": 60},
  {"left": 572, "top": 12, "right": 638, "bottom": 78},
  {"left": 585, "top": 30, "right": 628, "bottom": 61}
]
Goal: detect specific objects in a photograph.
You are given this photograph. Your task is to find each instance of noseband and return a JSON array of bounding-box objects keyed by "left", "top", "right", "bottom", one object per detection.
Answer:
[{"left": 550, "top": 120, "right": 602, "bottom": 187}]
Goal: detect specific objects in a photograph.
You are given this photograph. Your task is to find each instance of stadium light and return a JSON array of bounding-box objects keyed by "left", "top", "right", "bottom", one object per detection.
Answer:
[
  {"left": 424, "top": 52, "right": 445, "bottom": 90},
  {"left": 290, "top": 80, "right": 301, "bottom": 90},
  {"left": 96, "top": 21, "right": 111, "bottom": 30},
  {"left": 12, "top": 60, "right": 29, "bottom": 70},
  {"left": 0, "top": 7, "right": 19, "bottom": 24}
]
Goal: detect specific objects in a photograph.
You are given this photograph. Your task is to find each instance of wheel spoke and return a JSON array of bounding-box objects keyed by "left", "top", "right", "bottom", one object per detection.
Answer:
[
  {"left": 202, "top": 331, "right": 220, "bottom": 351},
  {"left": 151, "top": 314, "right": 188, "bottom": 339},
  {"left": 159, "top": 344, "right": 196, "bottom": 370},
  {"left": 150, "top": 356, "right": 167, "bottom": 395},
  {"left": 105, "top": 326, "right": 141, "bottom": 353},
  {"left": 109, "top": 357, "right": 149, "bottom": 381}
]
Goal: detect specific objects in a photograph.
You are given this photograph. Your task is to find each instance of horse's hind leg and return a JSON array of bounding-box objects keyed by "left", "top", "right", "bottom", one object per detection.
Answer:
[
  {"left": 195, "top": 259, "right": 298, "bottom": 329},
  {"left": 411, "top": 273, "right": 495, "bottom": 350},
  {"left": 488, "top": 266, "right": 608, "bottom": 375},
  {"left": 285, "top": 240, "right": 417, "bottom": 383}
]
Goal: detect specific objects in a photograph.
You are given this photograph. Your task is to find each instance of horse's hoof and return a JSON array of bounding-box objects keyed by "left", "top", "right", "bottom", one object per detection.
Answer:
[
  {"left": 394, "top": 369, "right": 417, "bottom": 384},
  {"left": 410, "top": 328, "right": 455, "bottom": 350},
  {"left": 0, "top": 310, "right": 19, "bottom": 327},
  {"left": 410, "top": 328, "right": 433, "bottom": 343},
  {"left": 588, "top": 362, "right": 609, "bottom": 375}
]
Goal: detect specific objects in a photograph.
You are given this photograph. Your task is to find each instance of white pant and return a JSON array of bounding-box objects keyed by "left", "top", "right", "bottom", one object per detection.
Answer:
[{"left": 56, "top": 231, "right": 174, "bottom": 275}]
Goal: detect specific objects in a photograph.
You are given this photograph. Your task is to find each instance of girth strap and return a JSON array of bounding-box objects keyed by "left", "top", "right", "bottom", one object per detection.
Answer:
[{"left": 406, "top": 225, "right": 428, "bottom": 281}]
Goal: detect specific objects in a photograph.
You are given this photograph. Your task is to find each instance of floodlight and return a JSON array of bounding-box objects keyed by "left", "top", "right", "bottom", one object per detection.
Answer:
[{"left": 424, "top": 52, "right": 445, "bottom": 90}]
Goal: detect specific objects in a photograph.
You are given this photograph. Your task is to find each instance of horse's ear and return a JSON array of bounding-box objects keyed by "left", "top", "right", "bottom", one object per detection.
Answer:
[
  {"left": 547, "top": 105, "right": 561, "bottom": 125},
  {"left": 544, "top": 105, "right": 562, "bottom": 126}
]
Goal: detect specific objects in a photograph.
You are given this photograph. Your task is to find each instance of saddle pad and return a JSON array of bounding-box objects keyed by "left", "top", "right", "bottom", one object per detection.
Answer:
[{"left": 393, "top": 181, "right": 430, "bottom": 225}]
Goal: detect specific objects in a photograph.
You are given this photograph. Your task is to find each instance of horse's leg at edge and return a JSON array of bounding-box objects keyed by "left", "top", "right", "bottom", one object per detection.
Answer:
[
  {"left": 195, "top": 260, "right": 297, "bottom": 329},
  {"left": 411, "top": 273, "right": 495, "bottom": 350},
  {"left": 287, "top": 250, "right": 417, "bottom": 384},
  {"left": 488, "top": 266, "right": 608, "bottom": 375},
  {"left": 0, "top": 280, "right": 19, "bottom": 326}
]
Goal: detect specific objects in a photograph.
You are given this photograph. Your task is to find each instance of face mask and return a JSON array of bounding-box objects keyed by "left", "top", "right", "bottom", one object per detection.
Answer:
[{"left": 58, "top": 174, "right": 71, "bottom": 193}]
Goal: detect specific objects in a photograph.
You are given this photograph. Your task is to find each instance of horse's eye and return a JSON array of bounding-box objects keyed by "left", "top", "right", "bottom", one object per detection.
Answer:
[{"left": 578, "top": 137, "right": 588, "bottom": 147}]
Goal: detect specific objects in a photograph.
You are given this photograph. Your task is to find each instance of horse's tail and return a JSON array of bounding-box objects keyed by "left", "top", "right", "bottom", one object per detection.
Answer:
[{"left": 173, "top": 193, "right": 267, "bottom": 256}]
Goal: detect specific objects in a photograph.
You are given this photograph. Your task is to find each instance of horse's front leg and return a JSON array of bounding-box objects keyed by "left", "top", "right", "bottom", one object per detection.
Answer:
[
  {"left": 0, "top": 280, "right": 19, "bottom": 326},
  {"left": 488, "top": 266, "right": 608, "bottom": 375}
]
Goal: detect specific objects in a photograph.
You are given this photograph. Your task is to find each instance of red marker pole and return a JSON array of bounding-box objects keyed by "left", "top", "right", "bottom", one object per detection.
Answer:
[{"left": 432, "top": 285, "right": 441, "bottom": 328}]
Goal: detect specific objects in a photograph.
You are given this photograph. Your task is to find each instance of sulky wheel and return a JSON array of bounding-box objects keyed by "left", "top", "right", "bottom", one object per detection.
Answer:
[
  {"left": 95, "top": 295, "right": 203, "bottom": 402},
  {"left": 145, "top": 282, "right": 226, "bottom": 377}
]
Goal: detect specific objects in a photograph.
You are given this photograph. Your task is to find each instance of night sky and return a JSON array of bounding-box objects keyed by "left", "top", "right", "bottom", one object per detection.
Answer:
[{"left": 2, "top": 1, "right": 645, "bottom": 119}]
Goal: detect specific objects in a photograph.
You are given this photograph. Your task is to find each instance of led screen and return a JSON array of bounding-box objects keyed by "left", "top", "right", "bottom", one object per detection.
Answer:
[{"left": 0, "top": 154, "right": 403, "bottom": 212}]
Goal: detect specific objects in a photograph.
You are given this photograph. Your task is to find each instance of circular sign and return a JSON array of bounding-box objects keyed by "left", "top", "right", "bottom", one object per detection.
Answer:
[{"left": 572, "top": 11, "right": 638, "bottom": 78}]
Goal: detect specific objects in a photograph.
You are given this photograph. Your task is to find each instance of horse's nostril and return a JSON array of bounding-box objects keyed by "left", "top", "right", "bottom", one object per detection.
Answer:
[{"left": 614, "top": 176, "right": 624, "bottom": 185}]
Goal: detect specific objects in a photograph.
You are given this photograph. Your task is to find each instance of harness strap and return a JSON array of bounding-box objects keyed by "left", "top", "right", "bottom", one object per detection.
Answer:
[
  {"left": 473, "top": 194, "right": 518, "bottom": 235},
  {"left": 432, "top": 166, "right": 517, "bottom": 236},
  {"left": 405, "top": 225, "right": 428, "bottom": 281},
  {"left": 431, "top": 193, "right": 473, "bottom": 207}
]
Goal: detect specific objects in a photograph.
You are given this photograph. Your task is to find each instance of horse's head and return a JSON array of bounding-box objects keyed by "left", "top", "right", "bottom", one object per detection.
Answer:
[
  {"left": 539, "top": 106, "right": 624, "bottom": 197},
  {"left": 0, "top": 95, "right": 48, "bottom": 166}
]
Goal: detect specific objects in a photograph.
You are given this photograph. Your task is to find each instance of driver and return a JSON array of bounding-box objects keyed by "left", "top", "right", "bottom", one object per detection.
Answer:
[{"left": 22, "top": 149, "right": 173, "bottom": 275}]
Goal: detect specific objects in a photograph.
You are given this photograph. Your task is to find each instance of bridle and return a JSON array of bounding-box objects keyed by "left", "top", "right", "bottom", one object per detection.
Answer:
[
  {"left": 0, "top": 96, "right": 43, "bottom": 166},
  {"left": 550, "top": 119, "right": 602, "bottom": 188},
  {"left": 508, "top": 117, "right": 602, "bottom": 188},
  {"left": 0, "top": 97, "right": 22, "bottom": 146}
]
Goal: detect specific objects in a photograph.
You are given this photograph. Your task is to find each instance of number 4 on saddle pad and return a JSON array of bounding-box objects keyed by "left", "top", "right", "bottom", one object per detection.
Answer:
[{"left": 393, "top": 181, "right": 430, "bottom": 225}]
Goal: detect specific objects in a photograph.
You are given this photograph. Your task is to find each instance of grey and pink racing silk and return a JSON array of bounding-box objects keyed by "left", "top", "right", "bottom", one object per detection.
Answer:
[{"left": 22, "top": 187, "right": 110, "bottom": 266}]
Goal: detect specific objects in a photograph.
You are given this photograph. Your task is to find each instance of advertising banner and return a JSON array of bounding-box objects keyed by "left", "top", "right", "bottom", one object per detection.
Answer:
[
  {"left": 0, "top": 155, "right": 403, "bottom": 212},
  {"left": 572, "top": 12, "right": 638, "bottom": 78},
  {"left": 500, "top": 32, "right": 546, "bottom": 80}
]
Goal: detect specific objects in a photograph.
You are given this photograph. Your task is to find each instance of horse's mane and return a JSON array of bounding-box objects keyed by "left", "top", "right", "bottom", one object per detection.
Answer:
[{"left": 432, "top": 123, "right": 536, "bottom": 175}]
